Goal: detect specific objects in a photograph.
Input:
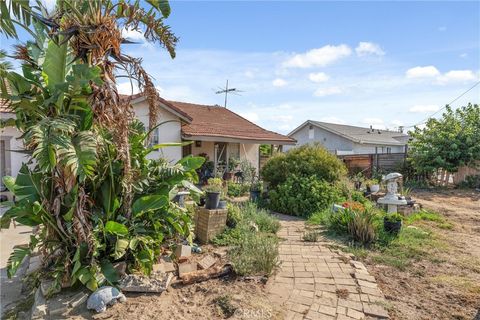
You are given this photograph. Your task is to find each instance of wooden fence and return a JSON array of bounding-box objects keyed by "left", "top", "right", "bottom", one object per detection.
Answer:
[{"left": 339, "top": 153, "right": 407, "bottom": 177}]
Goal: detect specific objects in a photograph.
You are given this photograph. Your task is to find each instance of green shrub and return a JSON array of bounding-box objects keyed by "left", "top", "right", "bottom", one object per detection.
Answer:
[
  {"left": 228, "top": 232, "right": 279, "bottom": 276},
  {"left": 459, "top": 174, "right": 480, "bottom": 189},
  {"left": 347, "top": 209, "right": 378, "bottom": 245},
  {"left": 269, "top": 175, "right": 342, "bottom": 217},
  {"left": 226, "top": 203, "right": 243, "bottom": 228},
  {"left": 307, "top": 209, "right": 331, "bottom": 225},
  {"left": 241, "top": 202, "right": 280, "bottom": 233},
  {"left": 261, "top": 144, "right": 347, "bottom": 188},
  {"left": 227, "top": 181, "right": 250, "bottom": 197}
]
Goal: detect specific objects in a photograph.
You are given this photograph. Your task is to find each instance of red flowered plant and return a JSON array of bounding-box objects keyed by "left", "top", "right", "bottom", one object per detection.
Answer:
[{"left": 342, "top": 201, "right": 365, "bottom": 212}]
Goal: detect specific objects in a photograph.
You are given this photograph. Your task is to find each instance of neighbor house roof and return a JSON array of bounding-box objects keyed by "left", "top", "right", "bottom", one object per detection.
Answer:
[
  {"left": 169, "top": 101, "right": 296, "bottom": 144},
  {"left": 289, "top": 120, "right": 409, "bottom": 146},
  {"left": 120, "top": 93, "right": 192, "bottom": 122},
  {"left": 0, "top": 82, "right": 13, "bottom": 113}
]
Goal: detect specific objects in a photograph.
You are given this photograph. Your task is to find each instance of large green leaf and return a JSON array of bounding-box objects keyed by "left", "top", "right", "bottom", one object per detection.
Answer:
[
  {"left": 100, "top": 259, "right": 119, "bottom": 284},
  {"left": 42, "top": 39, "right": 68, "bottom": 90},
  {"left": 11, "top": 165, "right": 41, "bottom": 202},
  {"left": 132, "top": 195, "right": 168, "bottom": 216},
  {"left": 105, "top": 221, "right": 128, "bottom": 236},
  {"left": 178, "top": 156, "right": 205, "bottom": 171},
  {"left": 146, "top": 0, "right": 171, "bottom": 17},
  {"left": 2, "top": 176, "right": 16, "bottom": 194},
  {"left": 57, "top": 131, "right": 97, "bottom": 182},
  {"left": 113, "top": 238, "right": 129, "bottom": 260},
  {"left": 7, "top": 245, "right": 30, "bottom": 278}
]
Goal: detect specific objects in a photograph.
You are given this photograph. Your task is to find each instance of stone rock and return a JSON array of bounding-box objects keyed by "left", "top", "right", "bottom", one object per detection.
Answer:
[
  {"left": 40, "top": 279, "right": 60, "bottom": 297},
  {"left": 69, "top": 292, "right": 89, "bottom": 309},
  {"left": 153, "top": 262, "right": 175, "bottom": 274},
  {"left": 197, "top": 255, "right": 216, "bottom": 270},
  {"left": 31, "top": 288, "right": 47, "bottom": 319},
  {"left": 113, "top": 262, "right": 127, "bottom": 277},
  {"left": 27, "top": 255, "right": 42, "bottom": 275},
  {"left": 87, "top": 286, "right": 126, "bottom": 313},
  {"left": 363, "top": 303, "right": 389, "bottom": 318},
  {"left": 178, "top": 262, "right": 197, "bottom": 277},
  {"left": 175, "top": 245, "right": 191, "bottom": 259},
  {"left": 213, "top": 250, "right": 227, "bottom": 259},
  {"left": 119, "top": 273, "right": 173, "bottom": 293}
]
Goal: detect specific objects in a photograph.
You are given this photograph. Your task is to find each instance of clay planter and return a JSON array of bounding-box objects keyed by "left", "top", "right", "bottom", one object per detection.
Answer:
[
  {"left": 384, "top": 217, "right": 402, "bottom": 234},
  {"left": 205, "top": 191, "right": 220, "bottom": 209}
]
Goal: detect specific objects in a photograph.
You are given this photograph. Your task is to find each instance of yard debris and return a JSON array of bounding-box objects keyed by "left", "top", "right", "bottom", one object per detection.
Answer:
[
  {"left": 178, "top": 262, "right": 197, "bottom": 277},
  {"left": 40, "top": 279, "right": 60, "bottom": 297},
  {"left": 87, "top": 286, "right": 126, "bottom": 313},
  {"left": 181, "top": 264, "right": 233, "bottom": 285},
  {"left": 31, "top": 288, "right": 47, "bottom": 319},
  {"left": 119, "top": 273, "right": 173, "bottom": 293},
  {"left": 175, "top": 245, "right": 192, "bottom": 260},
  {"left": 113, "top": 262, "right": 127, "bottom": 277},
  {"left": 153, "top": 262, "right": 176, "bottom": 274},
  {"left": 197, "top": 255, "right": 216, "bottom": 270},
  {"left": 69, "top": 291, "right": 89, "bottom": 309}
]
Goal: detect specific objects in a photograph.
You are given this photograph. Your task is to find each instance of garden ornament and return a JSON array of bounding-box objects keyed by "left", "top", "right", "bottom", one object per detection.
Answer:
[
  {"left": 378, "top": 172, "right": 407, "bottom": 213},
  {"left": 87, "top": 286, "right": 126, "bottom": 313}
]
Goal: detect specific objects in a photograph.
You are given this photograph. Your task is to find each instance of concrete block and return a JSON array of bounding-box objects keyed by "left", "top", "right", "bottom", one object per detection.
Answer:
[
  {"left": 175, "top": 245, "right": 191, "bottom": 259},
  {"left": 27, "top": 255, "right": 42, "bottom": 275},
  {"left": 153, "top": 262, "right": 175, "bottom": 274},
  {"left": 31, "top": 288, "right": 47, "bottom": 319},
  {"left": 197, "top": 255, "right": 216, "bottom": 270},
  {"left": 178, "top": 262, "right": 197, "bottom": 277}
]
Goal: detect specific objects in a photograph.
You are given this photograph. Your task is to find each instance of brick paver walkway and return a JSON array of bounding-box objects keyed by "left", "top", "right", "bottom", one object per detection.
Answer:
[{"left": 267, "top": 214, "right": 389, "bottom": 320}]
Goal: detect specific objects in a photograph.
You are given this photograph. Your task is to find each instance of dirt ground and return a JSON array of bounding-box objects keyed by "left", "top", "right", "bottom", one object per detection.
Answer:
[
  {"left": 366, "top": 189, "right": 480, "bottom": 320},
  {"left": 69, "top": 276, "right": 282, "bottom": 320}
]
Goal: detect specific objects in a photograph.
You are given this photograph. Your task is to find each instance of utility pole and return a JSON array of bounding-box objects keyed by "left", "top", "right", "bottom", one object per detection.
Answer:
[{"left": 215, "top": 80, "right": 242, "bottom": 108}]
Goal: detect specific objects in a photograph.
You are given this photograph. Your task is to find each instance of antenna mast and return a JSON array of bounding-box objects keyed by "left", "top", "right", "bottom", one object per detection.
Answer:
[{"left": 215, "top": 80, "right": 243, "bottom": 108}]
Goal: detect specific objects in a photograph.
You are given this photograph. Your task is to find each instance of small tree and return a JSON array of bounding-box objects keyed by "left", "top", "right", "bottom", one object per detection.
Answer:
[{"left": 408, "top": 104, "right": 480, "bottom": 176}]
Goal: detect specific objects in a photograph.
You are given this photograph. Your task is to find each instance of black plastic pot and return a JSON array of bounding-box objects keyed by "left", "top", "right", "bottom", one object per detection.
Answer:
[
  {"left": 250, "top": 190, "right": 261, "bottom": 202},
  {"left": 218, "top": 200, "right": 227, "bottom": 209},
  {"left": 384, "top": 217, "right": 402, "bottom": 234},
  {"left": 205, "top": 191, "right": 220, "bottom": 209}
]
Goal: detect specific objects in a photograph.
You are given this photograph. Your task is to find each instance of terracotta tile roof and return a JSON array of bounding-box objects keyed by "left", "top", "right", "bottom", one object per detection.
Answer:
[
  {"left": 0, "top": 81, "right": 13, "bottom": 113},
  {"left": 168, "top": 101, "right": 296, "bottom": 144}
]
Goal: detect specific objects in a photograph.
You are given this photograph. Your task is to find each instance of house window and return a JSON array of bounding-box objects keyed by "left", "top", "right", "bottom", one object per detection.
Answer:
[
  {"left": 387, "top": 147, "right": 391, "bottom": 154},
  {"left": 308, "top": 125, "right": 314, "bottom": 139},
  {"left": 229, "top": 143, "right": 240, "bottom": 159},
  {"left": 150, "top": 128, "right": 159, "bottom": 146},
  {"left": 195, "top": 141, "right": 202, "bottom": 147}
]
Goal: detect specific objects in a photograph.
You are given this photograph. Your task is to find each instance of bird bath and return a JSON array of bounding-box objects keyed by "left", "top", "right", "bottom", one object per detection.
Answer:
[{"left": 377, "top": 172, "right": 407, "bottom": 213}]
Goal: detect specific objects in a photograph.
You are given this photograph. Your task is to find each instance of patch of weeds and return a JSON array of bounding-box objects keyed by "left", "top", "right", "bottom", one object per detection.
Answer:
[
  {"left": 405, "top": 209, "right": 444, "bottom": 224},
  {"left": 437, "top": 222, "right": 454, "bottom": 230},
  {"left": 303, "top": 230, "right": 320, "bottom": 242},
  {"left": 345, "top": 246, "right": 369, "bottom": 260},
  {"left": 307, "top": 209, "right": 330, "bottom": 225},
  {"left": 430, "top": 275, "right": 480, "bottom": 294},
  {"left": 372, "top": 226, "right": 445, "bottom": 270},
  {"left": 228, "top": 232, "right": 279, "bottom": 276},
  {"left": 336, "top": 288, "right": 349, "bottom": 299},
  {"left": 213, "top": 294, "right": 237, "bottom": 318}
]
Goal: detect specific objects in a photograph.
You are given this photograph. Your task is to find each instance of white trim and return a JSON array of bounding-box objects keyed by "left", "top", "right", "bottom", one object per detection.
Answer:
[{"left": 182, "top": 134, "right": 295, "bottom": 145}]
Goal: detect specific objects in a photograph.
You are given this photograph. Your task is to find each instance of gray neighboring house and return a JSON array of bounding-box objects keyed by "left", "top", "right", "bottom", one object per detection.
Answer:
[{"left": 286, "top": 120, "right": 410, "bottom": 155}]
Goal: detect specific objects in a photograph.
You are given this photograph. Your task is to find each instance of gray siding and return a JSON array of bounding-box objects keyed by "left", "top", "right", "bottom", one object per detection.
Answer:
[{"left": 286, "top": 124, "right": 406, "bottom": 155}]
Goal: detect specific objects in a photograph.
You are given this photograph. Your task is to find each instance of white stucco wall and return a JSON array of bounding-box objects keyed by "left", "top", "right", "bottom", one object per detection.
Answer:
[
  {"left": 0, "top": 118, "right": 27, "bottom": 180},
  {"left": 132, "top": 101, "right": 183, "bottom": 164},
  {"left": 191, "top": 141, "right": 215, "bottom": 160},
  {"left": 241, "top": 143, "right": 260, "bottom": 173}
]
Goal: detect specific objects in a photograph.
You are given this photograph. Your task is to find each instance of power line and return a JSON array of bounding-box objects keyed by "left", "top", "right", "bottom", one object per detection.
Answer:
[{"left": 405, "top": 80, "right": 480, "bottom": 128}]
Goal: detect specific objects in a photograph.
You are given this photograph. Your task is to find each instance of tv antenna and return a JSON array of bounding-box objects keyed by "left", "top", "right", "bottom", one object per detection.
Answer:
[{"left": 215, "top": 80, "right": 243, "bottom": 108}]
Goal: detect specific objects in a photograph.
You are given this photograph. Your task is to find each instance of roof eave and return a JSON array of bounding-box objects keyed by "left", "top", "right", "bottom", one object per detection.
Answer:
[{"left": 182, "top": 134, "right": 296, "bottom": 145}]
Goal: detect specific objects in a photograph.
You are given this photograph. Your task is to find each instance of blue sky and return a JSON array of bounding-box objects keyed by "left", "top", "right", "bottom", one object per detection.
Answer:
[{"left": 2, "top": 1, "right": 479, "bottom": 133}]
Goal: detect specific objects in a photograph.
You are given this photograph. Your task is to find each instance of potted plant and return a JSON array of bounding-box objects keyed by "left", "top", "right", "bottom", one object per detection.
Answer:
[
  {"left": 250, "top": 179, "right": 263, "bottom": 202},
  {"left": 383, "top": 213, "right": 403, "bottom": 234},
  {"left": 224, "top": 157, "right": 239, "bottom": 181},
  {"left": 204, "top": 178, "right": 223, "bottom": 209},
  {"left": 365, "top": 179, "right": 380, "bottom": 193}
]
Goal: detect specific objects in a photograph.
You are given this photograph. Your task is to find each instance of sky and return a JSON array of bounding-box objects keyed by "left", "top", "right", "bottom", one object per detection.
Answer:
[{"left": 1, "top": 1, "right": 479, "bottom": 134}]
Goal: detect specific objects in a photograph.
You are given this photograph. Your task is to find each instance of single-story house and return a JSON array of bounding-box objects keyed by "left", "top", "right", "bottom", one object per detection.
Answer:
[
  {"left": 129, "top": 93, "right": 295, "bottom": 174},
  {"left": 0, "top": 93, "right": 295, "bottom": 188},
  {"left": 286, "top": 120, "right": 409, "bottom": 155}
]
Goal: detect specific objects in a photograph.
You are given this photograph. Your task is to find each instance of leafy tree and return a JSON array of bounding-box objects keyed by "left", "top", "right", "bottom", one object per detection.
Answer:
[
  {"left": 408, "top": 104, "right": 480, "bottom": 174},
  {"left": 0, "top": 0, "right": 203, "bottom": 291}
]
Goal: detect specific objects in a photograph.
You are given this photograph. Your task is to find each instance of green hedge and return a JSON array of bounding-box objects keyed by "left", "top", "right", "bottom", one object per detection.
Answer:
[{"left": 269, "top": 175, "right": 342, "bottom": 217}]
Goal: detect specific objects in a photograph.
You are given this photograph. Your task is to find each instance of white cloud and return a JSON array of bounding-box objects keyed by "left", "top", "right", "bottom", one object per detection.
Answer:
[
  {"left": 239, "top": 112, "right": 259, "bottom": 123},
  {"left": 117, "top": 81, "right": 140, "bottom": 95},
  {"left": 313, "top": 86, "right": 342, "bottom": 97},
  {"left": 269, "top": 114, "right": 293, "bottom": 122},
  {"left": 122, "top": 27, "right": 145, "bottom": 42},
  {"left": 406, "top": 66, "right": 441, "bottom": 78},
  {"left": 355, "top": 42, "right": 385, "bottom": 56},
  {"left": 460, "top": 53, "right": 468, "bottom": 59},
  {"left": 308, "top": 72, "right": 330, "bottom": 83},
  {"left": 438, "top": 70, "right": 476, "bottom": 83},
  {"left": 319, "top": 116, "right": 346, "bottom": 124},
  {"left": 362, "top": 118, "right": 386, "bottom": 129},
  {"left": 272, "top": 78, "right": 288, "bottom": 87},
  {"left": 244, "top": 70, "right": 255, "bottom": 78},
  {"left": 409, "top": 104, "right": 439, "bottom": 113},
  {"left": 438, "top": 26, "right": 447, "bottom": 32},
  {"left": 283, "top": 44, "right": 352, "bottom": 68}
]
